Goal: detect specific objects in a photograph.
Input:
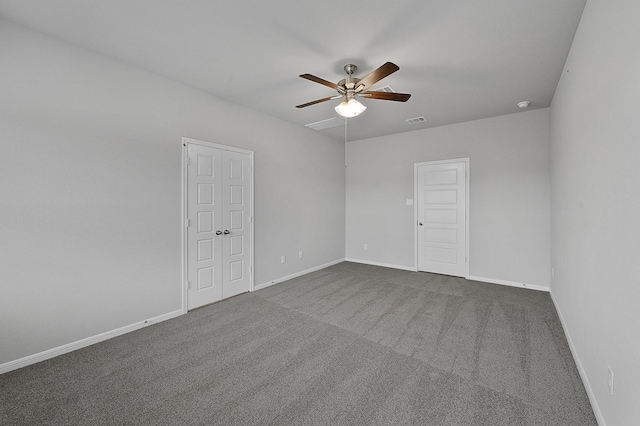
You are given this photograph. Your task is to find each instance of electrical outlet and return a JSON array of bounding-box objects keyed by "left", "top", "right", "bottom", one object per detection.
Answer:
[
  {"left": 364, "top": 244, "right": 368, "bottom": 251},
  {"left": 281, "top": 256, "right": 286, "bottom": 264},
  {"left": 406, "top": 199, "right": 413, "bottom": 206},
  {"left": 299, "top": 251, "right": 303, "bottom": 259},
  {"left": 608, "top": 366, "right": 614, "bottom": 395}
]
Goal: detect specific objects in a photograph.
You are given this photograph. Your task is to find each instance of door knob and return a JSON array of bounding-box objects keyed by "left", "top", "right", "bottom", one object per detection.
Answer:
[
  {"left": 418, "top": 222, "right": 423, "bottom": 226},
  {"left": 215, "top": 230, "right": 222, "bottom": 235},
  {"left": 223, "top": 230, "right": 230, "bottom": 235}
]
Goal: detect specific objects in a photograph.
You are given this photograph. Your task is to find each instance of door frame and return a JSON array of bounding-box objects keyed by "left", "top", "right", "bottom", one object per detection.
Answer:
[
  {"left": 413, "top": 158, "right": 470, "bottom": 278},
  {"left": 181, "top": 137, "right": 254, "bottom": 313}
]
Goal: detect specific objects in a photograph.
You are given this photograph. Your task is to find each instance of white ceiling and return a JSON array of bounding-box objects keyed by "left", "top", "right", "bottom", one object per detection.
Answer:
[{"left": 0, "top": 0, "right": 587, "bottom": 142}]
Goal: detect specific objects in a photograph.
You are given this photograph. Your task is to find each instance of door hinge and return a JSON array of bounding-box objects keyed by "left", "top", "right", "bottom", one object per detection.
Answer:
[
  {"left": 187, "top": 157, "right": 192, "bottom": 166},
  {"left": 187, "top": 281, "right": 191, "bottom": 289},
  {"left": 186, "top": 219, "right": 191, "bottom": 228}
]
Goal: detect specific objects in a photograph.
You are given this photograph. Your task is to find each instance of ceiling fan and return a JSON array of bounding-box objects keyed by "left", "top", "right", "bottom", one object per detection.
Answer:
[{"left": 296, "top": 62, "right": 411, "bottom": 118}]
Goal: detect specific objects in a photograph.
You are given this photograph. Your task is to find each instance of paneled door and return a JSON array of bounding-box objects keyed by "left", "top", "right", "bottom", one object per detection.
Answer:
[
  {"left": 416, "top": 159, "right": 468, "bottom": 277},
  {"left": 186, "top": 142, "right": 252, "bottom": 310},
  {"left": 220, "top": 150, "right": 251, "bottom": 299}
]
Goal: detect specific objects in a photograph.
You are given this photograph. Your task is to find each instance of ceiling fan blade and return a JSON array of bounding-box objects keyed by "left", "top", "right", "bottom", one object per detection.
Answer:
[
  {"left": 295, "top": 96, "right": 341, "bottom": 108},
  {"left": 356, "top": 62, "right": 400, "bottom": 91},
  {"left": 299, "top": 74, "right": 339, "bottom": 90},
  {"left": 360, "top": 91, "right": 411, "bottom": 102}
]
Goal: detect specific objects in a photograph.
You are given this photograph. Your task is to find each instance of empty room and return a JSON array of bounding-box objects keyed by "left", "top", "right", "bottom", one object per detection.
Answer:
[{"left": 0, "top": 1, "right": 638, "bottom": 425}]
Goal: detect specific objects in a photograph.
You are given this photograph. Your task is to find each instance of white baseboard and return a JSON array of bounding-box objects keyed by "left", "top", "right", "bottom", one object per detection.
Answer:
[
  {"left": 550, "top": 291, "right": 605, "bottom": 426},
  {"left": 467, "top": 275, "right": 549, "bottom": 292},
  {"left": 253, "top": 259, "right": 345, "bottom": 291},
  {"left": 0, "top": 309, "right": 184, "bottom": 375},
  {"left": 345, "top": 258, "right": 417, "bottom": 272}
]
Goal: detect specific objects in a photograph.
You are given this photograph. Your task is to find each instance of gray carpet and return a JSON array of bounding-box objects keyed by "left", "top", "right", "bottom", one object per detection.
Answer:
[{"left": 0, "top": 262, "right": 596, "bottom": 425}]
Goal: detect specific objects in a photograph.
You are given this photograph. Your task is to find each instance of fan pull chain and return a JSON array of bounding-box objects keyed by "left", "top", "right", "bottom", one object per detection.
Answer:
[{"left": 344, "top": 116, "right": 348, "bottom": 168}]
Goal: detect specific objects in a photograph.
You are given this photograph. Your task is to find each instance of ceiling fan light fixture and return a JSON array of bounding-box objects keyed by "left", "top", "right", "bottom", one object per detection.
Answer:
[{"left": 335, "top": 97, "right": 367, "bottom": 118}]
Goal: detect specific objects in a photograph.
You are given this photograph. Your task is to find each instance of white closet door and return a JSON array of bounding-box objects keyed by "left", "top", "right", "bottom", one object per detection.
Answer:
[
  {"left": 221, "top": 150, "right": 251, "bottom": 299},
  {"left": 187, "top": 144, "right": 224, "bottom": 309},
  {"left": 417, "top": 161, "right": 467, "bottom": 277},
  {"left": 186, "top": 142, "right": 252, "bottom": 310}
]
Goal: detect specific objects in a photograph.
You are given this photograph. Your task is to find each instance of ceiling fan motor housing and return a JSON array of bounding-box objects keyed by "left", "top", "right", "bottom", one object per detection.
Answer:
[{"left": 337, "top": 77, "right": 361, "bottom": 93}]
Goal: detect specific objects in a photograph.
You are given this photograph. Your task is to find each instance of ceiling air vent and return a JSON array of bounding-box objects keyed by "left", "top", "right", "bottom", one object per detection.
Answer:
[
  {"left": 374, "top": 85, "right": 395, "bottom": 93},
  {"left": 405, "top": 116, "right": 427, "bottom": 125},
  {"left": 305, "top": 117, "right": 344, "bottom": 131}
]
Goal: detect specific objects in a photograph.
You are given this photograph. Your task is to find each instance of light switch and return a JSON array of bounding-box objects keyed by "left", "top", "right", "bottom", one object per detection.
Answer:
[{"left": 406, "top": 199, "right": 414, "bottom": 206}]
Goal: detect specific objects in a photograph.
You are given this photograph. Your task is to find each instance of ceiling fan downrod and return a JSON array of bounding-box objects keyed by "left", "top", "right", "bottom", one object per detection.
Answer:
[{"left": 344, "top": 64, "right": 357, "bottom": 92}]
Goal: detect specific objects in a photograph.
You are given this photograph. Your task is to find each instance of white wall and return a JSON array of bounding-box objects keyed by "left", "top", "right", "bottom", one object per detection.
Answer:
[
  {"left": 549, "top": 0, "right": 640, "bottom": 424},
  {"left": 0, "top": 20, "right": 345, "bottom": 366},
  {"left": 346, "top": 108, "right": 551, "bottom": 288}
]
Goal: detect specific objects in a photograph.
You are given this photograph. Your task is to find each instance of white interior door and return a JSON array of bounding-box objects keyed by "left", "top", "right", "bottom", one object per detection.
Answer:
[
  {"left": 417, "top": 160, "right": 468, "bottom": 277},
  {"left": 221, "top": 150, "right": 251, "bottom": 299},
  {"left": 186, "top": 142, "right": 252, "bottom": 310},
  {"left": 187, "top": 144, "right": 223, "bottom": 309}
]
